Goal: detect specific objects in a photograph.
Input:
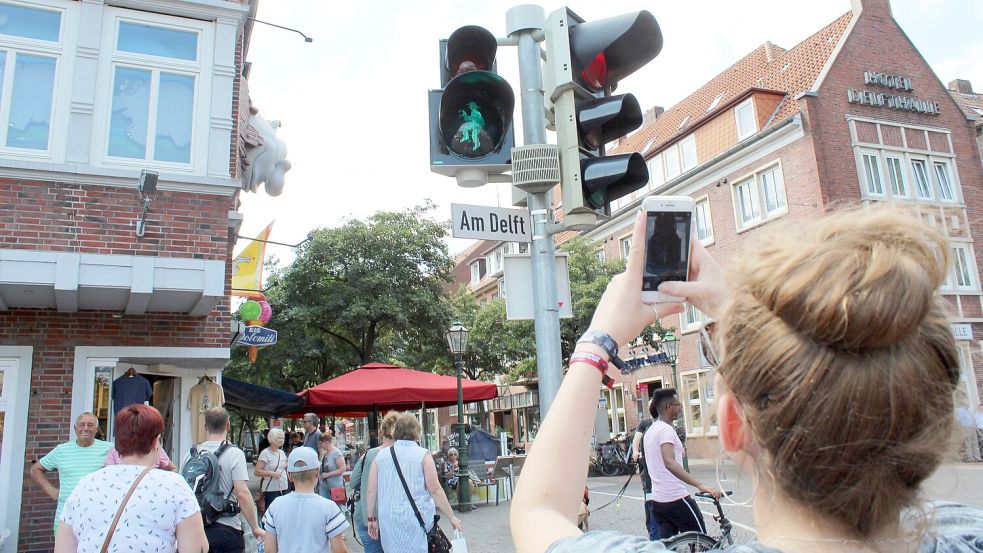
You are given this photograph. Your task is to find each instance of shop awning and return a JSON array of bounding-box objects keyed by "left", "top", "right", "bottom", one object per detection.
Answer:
[
  {"left": 223, "top": 377, "right": 306, "bottom": 417},
  {"left": 302, "top": 362, "right": 498, "bottom": 413}
]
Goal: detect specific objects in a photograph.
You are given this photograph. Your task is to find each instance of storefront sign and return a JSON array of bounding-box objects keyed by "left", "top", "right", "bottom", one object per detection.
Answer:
[
  {"left": 847, "top": 71, "right": 940, "bottom": 115},
  {"left": 238, "top": 325, "right": 278, "bottom": 346},
  {"left": 951, "top": 323, "right": 973, "bottom": 341}
]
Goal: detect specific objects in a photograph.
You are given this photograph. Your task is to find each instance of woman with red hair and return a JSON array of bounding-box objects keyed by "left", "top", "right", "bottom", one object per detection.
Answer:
[{"left": 54, "top": 404, "right": 208, "bottom": 552}]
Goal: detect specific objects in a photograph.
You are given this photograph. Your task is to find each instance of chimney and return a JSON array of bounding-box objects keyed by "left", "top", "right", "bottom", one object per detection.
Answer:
[
  {"left": 949, "top": 79, "right": 974, "bottom": 94},
  {"left": 642, "top": 106, "right": 665, "bottom": 127},
  {"left": 851, "top": 0, "right": 892, "bottom": 18}
]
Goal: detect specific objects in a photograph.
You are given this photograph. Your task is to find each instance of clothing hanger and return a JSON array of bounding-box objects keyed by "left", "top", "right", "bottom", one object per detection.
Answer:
[{"left": 125, "top": 367, "right": 136, "bottom": 377}]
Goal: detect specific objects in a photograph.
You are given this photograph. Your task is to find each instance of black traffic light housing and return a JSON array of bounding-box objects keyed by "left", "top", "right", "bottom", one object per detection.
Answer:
[
  {"left": 545, "top": 8, "right": 663, "bottom": 228},
  {"left": 429, "top": 25, "right": 515, "bottom": 187}
]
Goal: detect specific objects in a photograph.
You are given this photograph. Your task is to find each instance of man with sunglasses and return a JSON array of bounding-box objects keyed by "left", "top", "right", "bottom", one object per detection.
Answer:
[{"left": 643, "top": 388, "right": 723, "bottom": 539}]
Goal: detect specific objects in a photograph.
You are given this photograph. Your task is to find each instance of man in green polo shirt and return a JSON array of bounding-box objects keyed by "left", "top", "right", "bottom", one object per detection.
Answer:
[{"left": 30, "top": 412, "right": 112, "bottom": 532}]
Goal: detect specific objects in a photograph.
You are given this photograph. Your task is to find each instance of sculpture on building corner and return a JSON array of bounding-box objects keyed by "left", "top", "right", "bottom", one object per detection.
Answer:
[{"left": 243, "top": 113, "right": 292, "bottom": 197}]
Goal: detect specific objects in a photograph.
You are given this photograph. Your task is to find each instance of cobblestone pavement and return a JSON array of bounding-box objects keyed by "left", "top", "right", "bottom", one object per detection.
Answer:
[{"left": 241, "top": 459, "right": 983, "bottom": 553}]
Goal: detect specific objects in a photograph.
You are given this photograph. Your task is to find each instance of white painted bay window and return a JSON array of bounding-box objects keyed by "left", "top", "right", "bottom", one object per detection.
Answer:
[{"left": 0, "top": 1, "right": 63, "bottom": 154}]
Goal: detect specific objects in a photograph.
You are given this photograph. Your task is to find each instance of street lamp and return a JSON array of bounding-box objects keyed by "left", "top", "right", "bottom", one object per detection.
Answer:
[
  {"left": 660, "top": 328, "right": 689, "bottom": 470},
  {"left": 446, "top": 322, "right": 471, "bottom": 512}
]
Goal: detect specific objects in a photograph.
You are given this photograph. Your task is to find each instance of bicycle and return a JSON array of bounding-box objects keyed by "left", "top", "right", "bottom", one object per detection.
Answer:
[
  {"left": 660, "top": 491, "right": 735, "bottom": 552},
  {"left": 590, "top": 433, "right": 638, "bottom": 477}
]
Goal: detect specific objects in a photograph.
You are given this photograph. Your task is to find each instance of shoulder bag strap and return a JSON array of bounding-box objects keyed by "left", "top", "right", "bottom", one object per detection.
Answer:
[
  {"left": 390, "top": 446, "right": 428, "bottom": 531},
  {"left": 100, "top": 465, "right": 154, "bottom": 553},
  {"left": 261, "top": 450, "right": 282, "bottom": 493}
]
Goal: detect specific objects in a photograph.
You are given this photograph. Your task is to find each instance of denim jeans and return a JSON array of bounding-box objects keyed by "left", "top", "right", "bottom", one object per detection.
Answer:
[{"left": 356, "top": 519, "right": 384, "bottom": 553}]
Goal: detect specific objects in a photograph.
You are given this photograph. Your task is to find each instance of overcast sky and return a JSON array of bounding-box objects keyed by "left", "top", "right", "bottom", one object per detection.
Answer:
[{"left": 237, "top": 0, "right": 982, "bottom": 265}]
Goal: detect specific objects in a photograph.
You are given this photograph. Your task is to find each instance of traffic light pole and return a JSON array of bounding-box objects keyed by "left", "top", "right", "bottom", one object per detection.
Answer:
[{"left": 507, "top": 5, "right": 563, "bottom": 418}]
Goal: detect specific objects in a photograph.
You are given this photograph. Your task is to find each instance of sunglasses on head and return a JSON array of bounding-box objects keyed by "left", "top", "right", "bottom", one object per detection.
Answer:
[{"left": 699, "top": 323, "right": 720, "bottom": 368}]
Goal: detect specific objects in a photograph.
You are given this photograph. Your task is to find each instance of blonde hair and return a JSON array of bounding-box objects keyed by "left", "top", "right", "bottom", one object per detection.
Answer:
[
  {"left": 379, "top": 410, "right": 400, "bottom": 441},
  {"left": 392, "top": 413, "right": 422, "bottom": 442},
  {"left": 289, "top": 468, "right": 319, "bottom": 483},
  {"left": 717, "top": 206, "right": 959, "bottom": 538}
]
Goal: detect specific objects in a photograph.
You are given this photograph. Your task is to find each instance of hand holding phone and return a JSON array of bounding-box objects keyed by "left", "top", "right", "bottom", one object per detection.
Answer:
[{"left": 641, "top": 196, "right": 695, "bottom": 304}]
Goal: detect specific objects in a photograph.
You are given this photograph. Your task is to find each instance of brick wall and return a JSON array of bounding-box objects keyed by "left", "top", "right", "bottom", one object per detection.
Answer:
[{"left": 0, "top": 179, "right": 232, "bottom": 260}]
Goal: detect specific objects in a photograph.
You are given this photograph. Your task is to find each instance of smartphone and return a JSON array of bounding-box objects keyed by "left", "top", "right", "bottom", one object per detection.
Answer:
[{"left": 640, "top": 196, "right": 695, "bottom": 304}]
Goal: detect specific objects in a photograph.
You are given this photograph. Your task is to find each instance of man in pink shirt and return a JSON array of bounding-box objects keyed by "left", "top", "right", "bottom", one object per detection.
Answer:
[
  {"left": 105, "top": 444, "right": 177, "bottom": 471},
  {"left": 642, "top": 388, "right": 722, "bottom": 539}
]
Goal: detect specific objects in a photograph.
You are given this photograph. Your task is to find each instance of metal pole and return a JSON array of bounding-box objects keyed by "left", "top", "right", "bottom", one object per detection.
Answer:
[
  {"left": 670, "top": 361, "right": 690, "bottom": 471},
  {"left": 510, "top": 6, "right": 563, "bottom": 419},
  {"left": 455, "top": 352, "right": 472, "bottom": 511}
]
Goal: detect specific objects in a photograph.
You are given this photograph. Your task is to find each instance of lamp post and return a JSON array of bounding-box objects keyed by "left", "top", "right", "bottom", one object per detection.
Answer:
[
  {"left": 660, "top": 329, "right": 688, "bottom": 470},
  {"left": 446, "top": 322, "right": 472, "bottom": 512}
]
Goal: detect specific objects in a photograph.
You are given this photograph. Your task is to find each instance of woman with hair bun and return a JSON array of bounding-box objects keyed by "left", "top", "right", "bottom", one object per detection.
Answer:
[{"left": 511, "top": 205, "right": 983, "bottom": 553}]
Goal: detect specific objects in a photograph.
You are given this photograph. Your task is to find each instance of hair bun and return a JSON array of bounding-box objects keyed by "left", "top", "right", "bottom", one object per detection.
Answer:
[{"left": 742, "top": 209, "right": 948, "bottom": 351}]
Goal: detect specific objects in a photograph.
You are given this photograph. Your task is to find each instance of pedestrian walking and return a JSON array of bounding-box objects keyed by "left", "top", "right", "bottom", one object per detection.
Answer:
[
  {"left": 366, "top": 413, "right": 462, "bottom": 552},
  {"left": 318, "top": 432, "right": 346, "bottom": 505},
  {"left": 511, "top": 206, "right": 983, "bottom": 552},
  {"left": 302, "top": 413, "right": 322, "bottom": 450},
  {"left": 254, "top": 428, "right": 289, "bottom": 513},
  {"left": 631, "top": 413, "right": 658, "bottom": 540},
  {"left": 54, "top": 405, "right": 207, "bottom": 552},
  {"left": 31, "top": 412, "right": 113, "bottom": 533},
  {"left": 261, "top": 447, "right": 349, "bottom": 553},
  {"left": 350, "top": 411, "right": 399, "bottom": 553}
]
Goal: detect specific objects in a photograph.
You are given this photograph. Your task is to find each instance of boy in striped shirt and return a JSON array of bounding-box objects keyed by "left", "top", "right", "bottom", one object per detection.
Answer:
[{"left": 262, "top": 446, "right": 349, "bottom": 553}]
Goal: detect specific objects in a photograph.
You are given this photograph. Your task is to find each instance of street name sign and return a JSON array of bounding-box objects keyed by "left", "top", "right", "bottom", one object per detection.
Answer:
[
  {"left": 502, "top": 253, "right": 573, "bottom": 320},
  {"left": 238, "top": 325, "right": 278, "bottom": 347},
  {"left": 451, "top": 203, "right": 531, "bottom": 242}
]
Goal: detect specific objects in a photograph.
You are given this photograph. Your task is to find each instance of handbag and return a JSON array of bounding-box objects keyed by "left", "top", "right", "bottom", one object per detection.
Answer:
[
  {"left": 329, "top": 485, "right": 347, "bottom": 504},
  {"left": 100, "top": 465, "right": 154, "bottom": 553},
  {"left": 390, "top": 447, "right": 452, "bottom": 553}
]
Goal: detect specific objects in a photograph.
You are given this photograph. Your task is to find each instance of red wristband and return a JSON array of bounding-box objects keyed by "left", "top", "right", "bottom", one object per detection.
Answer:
[{"left": 570, "top": 352, "right": 614, "bottom": 389}]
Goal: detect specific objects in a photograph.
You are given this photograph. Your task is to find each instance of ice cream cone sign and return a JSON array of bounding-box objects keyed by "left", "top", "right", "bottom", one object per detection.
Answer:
[{"left": 238, "top": 300, "right": 277, "bottom": 363}]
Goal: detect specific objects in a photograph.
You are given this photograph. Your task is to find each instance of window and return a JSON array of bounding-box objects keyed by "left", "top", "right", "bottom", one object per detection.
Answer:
[
  {"left": 664, "top": 144, "right": 681, "bottom": 180},
  {"left": 0, "top": 3, "right": 62, "bottom": 152},
  {"left": 469, "top": 260, "right": 485, "bottom": 284},
  {"left": 595, "top": 249, "right": 605, "bottom": 263},
  {"left": 732, "top": 163, "right": 788, "bottom": 229},
  {"left": 107, "top": 19, "right": 200, "bottom": 164},
  {"left": 681, "top": 302, "right": 706, "bottom": 330},
  {"left": 620, "top": 236, "right": 632, "bottom": 259},
  {"left": 952, "top": 245, "right": 975, "bottom": 289},
  {"left": 735, "top": 99, "right": 756, "bottom": 140},
  {"left": 707, "top": 92, "right": 724, "bottom": 112},
  {"left": 911, "top": 159, "right": 932, "bottom": 199},
  {"left": 934, "top": 161, "right": 955, "bottom": 201},
  {"left": 694, "top": 198, "right": 713, "bottom": 244},
  {"left": 680, "top": 135, "right": 697, "bottom": 171},
  {"left": 885, "top": 156, "right": 907, "bottom": 197},
  {"left": 601, "top": 386, "right": 627, "bottom": 439},
  {"left": 862, "top": 153, "right": 884, "bottom": 195},
  {"left": 648, "top": 154, "right": 665, "bottom": 190},
  {"left": 677, "top": 116, "right": 689, "bottom": 131},
  {"left": 681, "top": 370, "right": 717, "bottom": 436},
  {"left": 497, "top": 278, "right": 506, "bottom": 299}
]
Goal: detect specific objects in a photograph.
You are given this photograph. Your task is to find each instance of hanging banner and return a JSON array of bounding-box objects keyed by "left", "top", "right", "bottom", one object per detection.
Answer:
[{"left": 232, "top": 222, "right": 274, "bottom": 299}]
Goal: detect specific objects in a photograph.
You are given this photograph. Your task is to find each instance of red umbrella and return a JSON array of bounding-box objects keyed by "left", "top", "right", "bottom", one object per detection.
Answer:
[{"left": 301, "top": 362, "right": 498, "bottom": 413}]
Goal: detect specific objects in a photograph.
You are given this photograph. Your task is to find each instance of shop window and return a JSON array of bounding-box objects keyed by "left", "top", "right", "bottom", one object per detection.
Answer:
[
  {"left": 735, "top": 99, "right": 756, "bottom": 140},
  {"left": 92, "top": 365, "right": 113, "bottom": 440},
  {"left": 0, "top": 3, "right": 63, "bottom": 152},
  {"left": 694, "top": 198, "right": 713, "bottom": 244}
]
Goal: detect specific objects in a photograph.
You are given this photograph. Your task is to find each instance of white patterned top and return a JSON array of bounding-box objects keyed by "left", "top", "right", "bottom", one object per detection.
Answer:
[
  {"left": 374, "top": 441, "right": 436, "bottom": 553},
  {"left": 60, "top": 464, "right": 199, "bottom": 553}
]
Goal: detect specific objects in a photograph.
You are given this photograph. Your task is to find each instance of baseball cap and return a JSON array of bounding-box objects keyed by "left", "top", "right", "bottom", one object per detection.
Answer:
[{"left": 287, "top": 446, "right": 320, "bottom": 473}]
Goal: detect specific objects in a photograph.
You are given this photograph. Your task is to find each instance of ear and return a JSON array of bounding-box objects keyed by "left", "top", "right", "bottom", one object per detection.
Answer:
[{"left": 717, "top": 391, "right": 750, "bottom": 453}]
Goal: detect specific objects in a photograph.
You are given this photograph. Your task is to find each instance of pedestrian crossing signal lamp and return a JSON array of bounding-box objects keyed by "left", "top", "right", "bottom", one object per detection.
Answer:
[
  {"left": 430, "top": 25, "right": 516, "bottom": 188},
  {"left": 544, "top": 8, "right": 663, "bottom": 230}
]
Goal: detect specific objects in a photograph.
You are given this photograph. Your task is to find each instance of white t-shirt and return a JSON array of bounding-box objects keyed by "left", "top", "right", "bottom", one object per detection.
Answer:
[
  {"left": 258, "top": 448, "right": 288, "bottom": 492},
  {"left": 643, "top": 419, "right": 688, "bottom": 503},
  {"left": 187, "top": 441, "right": 248, "bottom": 529},
  {"left": 60, "top": 464, "right": 199, "bottom": 553},
  {"left": 261, "top": 492, "right": 349, "bottom": 553}
]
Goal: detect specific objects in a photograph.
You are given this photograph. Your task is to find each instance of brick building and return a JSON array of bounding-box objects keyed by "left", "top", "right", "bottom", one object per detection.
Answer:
[
  {"left": 584, "top": 0, "right": 983, "bottom": 458},
  {"left": 444, "top": 0, "right": 983, "bottom": 460},
  {"left": 0, "top": 1, "right": 280, "bottom": 550}
]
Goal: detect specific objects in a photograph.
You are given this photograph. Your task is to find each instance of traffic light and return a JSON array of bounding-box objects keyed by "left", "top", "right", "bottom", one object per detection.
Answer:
[
  {"left": 429, "top": 25, "right": 516, "bottom": 188},
  {"left": 544, "top": 8, "right": 663, "bottom": 229}
]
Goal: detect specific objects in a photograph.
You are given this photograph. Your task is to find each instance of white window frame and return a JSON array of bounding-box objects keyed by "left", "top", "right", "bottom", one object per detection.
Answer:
[
  {"left": 496, "top": 277, "right": 506, "bottom": 299},
  {"left": 620, "top": 235, "right": 632, "bottom": 260},
  {"left": 861, "top": 151, "right": 885, "bottom": 196},
  {"left": 694, "top": 196, "right": 713, "bottom": 245},
  {"left": 950, "top": 244, "right": 977, "bottom": 291},
  {"left": 0, "top": 347, "right": 33, "bottom": 552},
  {"left": 680, "top": 134, "right": 697, "bottom": 172},
  {"left": 884, "top": 155, "right": 908, "bottom": 197},
  {"left": 648, "top": 153, "right": 665, "bottom": 191},
  {"left": 707, "top": 92, "right": 724, "bottom": 112},
  {"left": 735, "top": 98, "right": 756, "bottom": 140},
  {"left": 731, "top": 161, "right": 788, "bottom": 231},
  {"left": 601, "top": 385, "right": 627, "bottom": 438},
  {"left": 910, "top": 158, "right": 933, "bottom": 200},
  {"left": 680, "top": 302, "right": 706, "bottom": 331},
  {"left": 664, "top": 143, "right": 681, "bottom": 180},
  {"left": 0, "top": 0, "right": 75, "bottom": 161},
  {"left": 934, "top": 160, "right": 956, "bottom": 202},
  {"left": 93, "top": 8, "right": 215, "bottom": 174},
  {"left": 469, "top": 261, "right": 482, "bottom": 284},
  {"left": 595, "top": 249, "right": 605, "bottom": 263},
  {"left": 680, "top": 369, "right": 717, "bottom": 437}
]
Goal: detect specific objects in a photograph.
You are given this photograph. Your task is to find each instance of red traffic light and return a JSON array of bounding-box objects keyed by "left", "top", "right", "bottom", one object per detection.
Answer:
[{"left": 569, "top": 11, "right": 662, "bottom": 92}]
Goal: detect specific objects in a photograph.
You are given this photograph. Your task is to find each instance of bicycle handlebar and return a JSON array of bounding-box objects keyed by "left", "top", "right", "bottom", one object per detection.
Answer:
[{"left": 695, "top": 490, "right": 734, "bottom": 499}]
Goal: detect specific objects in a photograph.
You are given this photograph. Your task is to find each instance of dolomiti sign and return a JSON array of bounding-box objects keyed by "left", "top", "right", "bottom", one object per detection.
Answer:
[
  {"left": 451, "top": 203, "right": 531, "bottom": 242},
  {"left": 238, "top": 325, "right": 278, "bottom": 347},
  {"left": 847, "top": 71, "right": 940, "bottom": 115}
]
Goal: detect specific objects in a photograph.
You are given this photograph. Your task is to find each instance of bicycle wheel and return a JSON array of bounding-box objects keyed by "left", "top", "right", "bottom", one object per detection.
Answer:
[
  {"left": 661, "top": 531, "right": 719, "bottom": 552},
  {"left": 598, "top": 461, "right": 621, "bottom": 477}
]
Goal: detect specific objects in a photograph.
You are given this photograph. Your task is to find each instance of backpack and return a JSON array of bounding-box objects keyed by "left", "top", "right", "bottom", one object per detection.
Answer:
[{"left": 181, "top": 441, "right": 241, "bottom": 526}]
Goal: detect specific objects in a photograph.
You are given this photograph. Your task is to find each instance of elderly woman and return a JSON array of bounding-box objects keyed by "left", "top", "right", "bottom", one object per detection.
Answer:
[
  {"left": 442, "top": 447, "right": 461, "bottom": 490},
  {"left": 350, "top": 411, "right": 400, "bottom": 553},
  {"left": 366, "top": 413, "right": 463, "bottom": 552},
  {"left": 511, "top": 207, "right": 983, "bottom": 552},
  {"left": 254, "top": 428, "right": 288, "bottom": 510},
  {"left": 55, "top": 404, "right": 207, "bottom": 552}
]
